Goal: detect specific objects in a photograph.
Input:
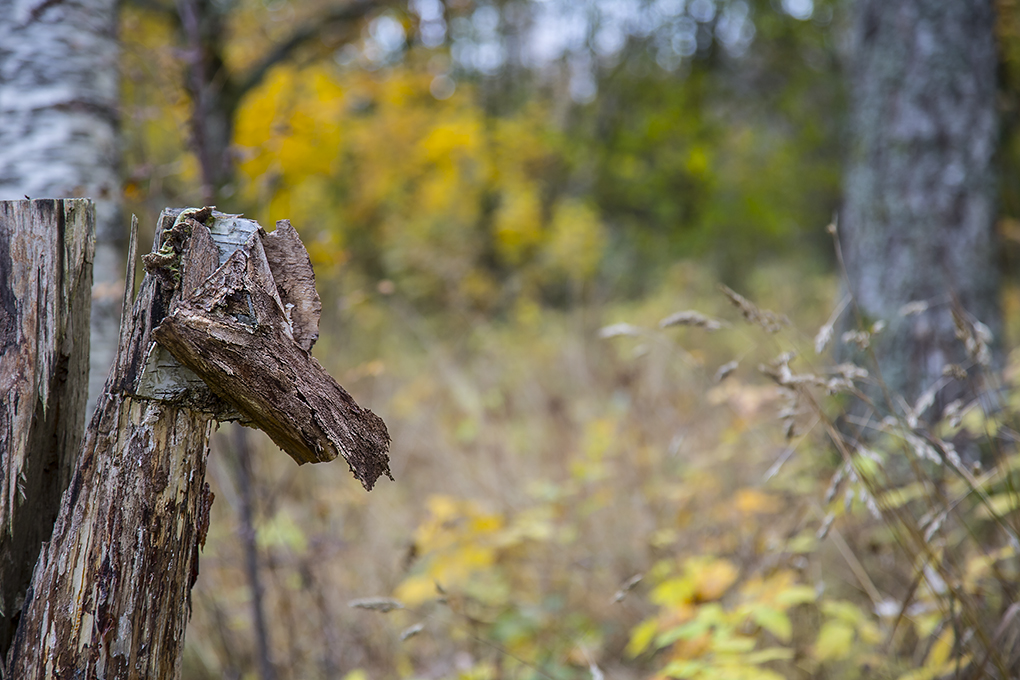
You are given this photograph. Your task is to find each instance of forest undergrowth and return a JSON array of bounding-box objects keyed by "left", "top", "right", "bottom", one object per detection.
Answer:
[{"left": 182, "top": 258, "right": 1020, "bottom": 680}]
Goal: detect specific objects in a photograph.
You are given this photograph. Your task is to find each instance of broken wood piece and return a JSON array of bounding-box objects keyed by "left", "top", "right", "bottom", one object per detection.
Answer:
[
  {"left": 152, "top": 219, "right": 391, "bottom": 489},
  {"left": 263, "top": 219, "right": 321, "bottom": 352}
]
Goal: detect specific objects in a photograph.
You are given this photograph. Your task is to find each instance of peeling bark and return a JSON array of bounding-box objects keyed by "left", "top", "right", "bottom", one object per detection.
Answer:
[
  {"left": 7, "top": 208, "right": 390, "bottom": 677},
  {"left": 0, "top": 199, "right": 94, "bottom": 660}
]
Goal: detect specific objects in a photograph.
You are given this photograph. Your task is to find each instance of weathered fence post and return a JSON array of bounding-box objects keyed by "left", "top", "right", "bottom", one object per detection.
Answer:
[
  {"left": 6, "top": 207, "right": 390, "bottom": 678},
  {"left": 0, "top": 199, "right": 95, "bottom": 659}
]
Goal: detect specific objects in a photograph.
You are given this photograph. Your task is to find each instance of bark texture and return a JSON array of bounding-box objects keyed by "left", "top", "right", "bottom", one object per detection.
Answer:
[
  {"left": 7, "top": 208, "right": 389, "bottom": 677},
  {"left": 0, "top": 0, "right": 124, "bottom": 416},
  {"left": 152, "top": 220, "right": 391, "bottom": 487},
  {"left": 7, "top": 398, "right": 215, "bottom": 679},
  {"left": 0, "top": 199, "right": 94, "bottom": 659},
  {"left": 840, "top": 0, "right": 1000, "bottom": 415},
  {"left": 6, "top": 210, "right": 211, "bottom": 678}
]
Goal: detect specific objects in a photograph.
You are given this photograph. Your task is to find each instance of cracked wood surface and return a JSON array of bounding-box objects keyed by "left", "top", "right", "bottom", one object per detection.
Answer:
[
  {"left": 153, "top": 221, "right": 391, "bottom": 487},
  {"left": 7, "top": 208, "right": 389, "bottom": 678},
  {"left": 0, "top": 199, "right": 94, "bottom": 660}
]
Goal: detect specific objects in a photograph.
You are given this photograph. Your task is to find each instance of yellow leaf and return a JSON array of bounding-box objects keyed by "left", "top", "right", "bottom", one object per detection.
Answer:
[
  {"left": 711, "top": 633, "right": 756, "bottom": 654},
  {"left": 774, "top": 585, "right": 817, "bottom": 608},
  {"left": 814, "top": 620, "right": 854, "bottom": 661},
  {"left": 660, "top": 660, "right": 706, "bottom": 679},
  {"left": 743, "top": 647, "right": 795, "bottom": 664},
  {"left": 692, "top": 558, "right": 739, "bottom": 601},
  {"left": 879, "top": 482, "right": 927, "bottom": 510},
  {"left": 926, "top": 629, "right": 954, "bottom": 670},
  {"left": 734, "top": 489, "right": 780, "bottom": 515},
  {"left": 820, "top": 599, "right": 865, "bottom": 624},
  {"left": 652, "top": 576, "right": 696, "bottom": 607},
  {"left": 751, "top": 606, "right": 792, "bottom": 643},
  {"left": 786, "top": 533, "right": 818, "bottom": 554},
  {"left": 545, "top": 200, "right": 606, "bottom": 281},
  {"left": 394, "top": 575, "right": 440, "bottom": 606},
  {"left": 628, "top": 618, "right": 660, "bottom": 657},
  {"left": 976, "top": 492, "right": 1020, "bottom": 519}
]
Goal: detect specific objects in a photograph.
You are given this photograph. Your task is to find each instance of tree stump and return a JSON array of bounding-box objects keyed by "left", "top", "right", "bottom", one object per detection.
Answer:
[
  {"left": 6, "top": 207, "right": 390, "bottom": 678},
  {"left": 0, "top": 199, "right": 94, "bottom": 659}
]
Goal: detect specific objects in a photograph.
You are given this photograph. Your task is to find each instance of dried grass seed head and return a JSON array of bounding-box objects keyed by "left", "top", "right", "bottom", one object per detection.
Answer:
[
  {"left": 598, "top": 323, "right": 646, "bottom": 339},
  {"left": 719, "top": 285, "right": 788, "bottom": 333},
  {"left": 659, "top": 310, "right": 725, "bottom": 331},
  {"left": 714, "top": 360, "right": 738, "bottom": 382}
]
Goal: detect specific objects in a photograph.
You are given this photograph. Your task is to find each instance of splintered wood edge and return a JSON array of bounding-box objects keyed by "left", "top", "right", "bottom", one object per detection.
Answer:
[
  {"left": 151, "top": 220, "right": 391, "bottom": 489},
  {"left": 264, "top": 220, "right": 321, "bottom": 352}
]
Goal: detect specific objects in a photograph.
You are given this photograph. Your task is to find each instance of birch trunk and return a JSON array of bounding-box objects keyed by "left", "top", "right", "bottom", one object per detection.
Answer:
[
  {"left": 6, "top": 208, "right": 390, "bottom": 678},
  {"left": 839, "top": 0, "right": 1000, "bottom": 417},
  {"left": 0, "top": 199, "right": 94, "bottom": 659},
  {"left": 0, "top": 0, "right": 124, "bottom": 417}
]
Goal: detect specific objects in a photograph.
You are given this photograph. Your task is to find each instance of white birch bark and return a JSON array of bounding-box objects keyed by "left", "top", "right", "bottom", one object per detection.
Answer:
[{"left": 0, "top": 0, "right": 123, "bottom": 416}]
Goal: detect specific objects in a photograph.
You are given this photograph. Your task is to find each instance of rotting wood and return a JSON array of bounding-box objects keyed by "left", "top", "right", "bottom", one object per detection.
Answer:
[
  {"left": 152, "top": 220, "right": 391, "bottom": 486},
  {"left": 0, "top": 199, "right": 94, "bottom": 660},
  {"left": 7, "top": 207, "right": 390, "bottom": 678}
]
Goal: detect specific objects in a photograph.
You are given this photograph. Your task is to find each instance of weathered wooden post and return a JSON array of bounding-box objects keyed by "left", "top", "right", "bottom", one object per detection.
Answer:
[
  {"left": 5, "top": 207, "right": 390, "bottom": 678},
  {"left": 0, "top": 199, "right": 94, "bottom": 659}
]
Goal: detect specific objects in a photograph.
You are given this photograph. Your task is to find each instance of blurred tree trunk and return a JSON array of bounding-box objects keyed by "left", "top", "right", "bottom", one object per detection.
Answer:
[
  {"left": 840, "top": 0, "right": 1000, "bottom": 418},
  {"left": 176, "top": 0, "right": 240, "bottom": 205},
  {"left": 0, "top": 200, "right": 94, "bottom": 661},
  {"left": 0, "top": 0, "right": 125, "bottom": 418}
]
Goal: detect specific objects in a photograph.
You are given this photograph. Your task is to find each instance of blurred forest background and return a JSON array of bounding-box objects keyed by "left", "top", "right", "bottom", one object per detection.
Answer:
[{"left": 12, "top": 0, "right": 1020, "bottom": 677}]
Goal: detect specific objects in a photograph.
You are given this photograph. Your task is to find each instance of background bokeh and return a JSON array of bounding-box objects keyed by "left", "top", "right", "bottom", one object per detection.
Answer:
[{"left": 113, "top": 1, "right": 1020, "bottom": 678}]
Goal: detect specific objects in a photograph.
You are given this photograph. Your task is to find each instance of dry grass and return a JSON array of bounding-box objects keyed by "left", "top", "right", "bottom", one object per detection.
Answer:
[{"left": 182, "top": 262, "right": 1020, "bottom": 680}]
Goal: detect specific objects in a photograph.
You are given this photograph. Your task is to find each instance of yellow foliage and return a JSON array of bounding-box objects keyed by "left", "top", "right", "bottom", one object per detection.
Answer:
[
  {"left": 896, "top": 628, "right": 971, "bottom": 680},
  {"left": 494, "top": 182, "right": 543, "bottom": 265},
  {"left": 651, "top": 557, "right": 739, "bottom": 608},
  {"left": 733, "top": 489, "right": 781, "bottom": 516},
  {"left": 813, "top": 620, "right": 854, "bottom": 662},
  {"left": 228, "top": 58, "right": 610, "bottom": 308},
  {"left": 545, "top": 200, "right": 606, "bottom": 281},
  {"left": 394, "top": 495, "right": 505, "bottom": 605},
  {"left": 693, "top": 559, "right": 740, "bottom": 601}
]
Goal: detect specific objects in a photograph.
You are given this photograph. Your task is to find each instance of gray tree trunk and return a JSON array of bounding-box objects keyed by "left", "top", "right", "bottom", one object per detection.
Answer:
[
  {"left": 6, "top": 207, "right": 389, "bottom": 678},
  {"left": 0, "top": 199, "right": 94, "bottom": 660},
  {"left": 840, "top": 0, "right": 1000, "bottom": 418},
  {"left": 0, "top": 0, "right": 124, "bottom": 417}
]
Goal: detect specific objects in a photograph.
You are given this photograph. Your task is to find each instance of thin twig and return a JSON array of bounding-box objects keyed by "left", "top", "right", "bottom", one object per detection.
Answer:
[{"left": 232, "top": 426, "right": 276, "bottom": 680}]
